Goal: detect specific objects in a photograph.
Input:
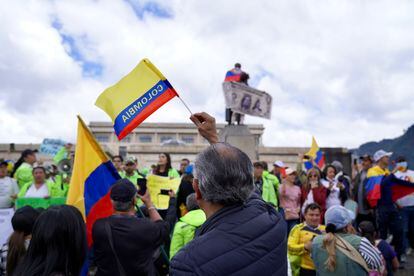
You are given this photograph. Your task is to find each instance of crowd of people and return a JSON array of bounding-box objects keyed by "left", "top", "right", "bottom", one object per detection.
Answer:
[{"left": 0, "top": 112, "right": 414, "bottom": 275}]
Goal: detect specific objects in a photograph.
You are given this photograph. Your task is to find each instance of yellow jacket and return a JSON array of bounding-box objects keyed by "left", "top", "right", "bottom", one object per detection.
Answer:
[{"left": 288, "top": 223, "right": 325, "bottom": 270}]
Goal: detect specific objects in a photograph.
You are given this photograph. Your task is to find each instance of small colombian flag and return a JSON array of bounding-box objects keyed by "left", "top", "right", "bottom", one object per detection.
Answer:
[
  {"left": 304, "top": 137, "right": 325, "bottom": 170},
  {"left": 95, "top": 58, "right": 178, "bottom": 140}
]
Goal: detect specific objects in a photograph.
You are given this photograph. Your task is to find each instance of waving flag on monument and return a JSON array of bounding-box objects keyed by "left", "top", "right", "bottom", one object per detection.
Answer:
[
  {"left": 304, "top": 137, "right": 325, "bottom": 170},
  {"left": 66, "top": 116, "right": 120, "bottom": 246},
  {"left": 95, "top": 58, "right": 178, "bottom": 140},
  {"left": 224, "top": 69, "right": 241, "bottom": 82}
]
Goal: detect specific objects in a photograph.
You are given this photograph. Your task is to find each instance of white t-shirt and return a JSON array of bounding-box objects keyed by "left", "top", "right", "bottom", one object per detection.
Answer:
[
  {"left": 0, "top": 176, "right": 19, "bottom": 208},
  {"left": 24, "top": 183, "right": 49, "bottom": 198},
  {"left": 321, "top": 179, "right": 341, "bottom": 209},
  {"left": 395, "top": 170, "right": 414, "bottom": 207}
]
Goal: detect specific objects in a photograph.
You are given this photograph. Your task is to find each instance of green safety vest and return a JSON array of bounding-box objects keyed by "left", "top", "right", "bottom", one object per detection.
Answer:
[
  {"left": 261, "top": 175, "right": 278, "bottom": 207},
  {"left": 14, "top": 162, "right": 33, "bottom": 189},
  {"left": 18, "top": 181, "right": 63, "bottom": 198},
  {"left": 168, "top": 168, "right": 180, "bottom": 179},
  {"left": 170, "top": 209, "right": 206, "bottom": 259},
  {"left": 263, "top": 170, "right": 280, "bottom": 207},
  {"left": 123, "top": 171, "right": 144, "bottom": 187}
]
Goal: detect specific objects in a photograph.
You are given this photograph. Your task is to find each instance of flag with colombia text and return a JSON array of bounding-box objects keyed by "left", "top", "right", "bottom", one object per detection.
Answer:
[{"left": 95, "top": 58, "right": 178, "bottom": 140}]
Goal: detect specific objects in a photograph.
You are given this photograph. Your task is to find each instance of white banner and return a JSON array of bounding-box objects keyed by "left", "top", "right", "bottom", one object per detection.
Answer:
[
  {"left": 0, "top": 208, "right": 14, "bottom": 245},
  {"left": 222, "top": 81, "right": 272, "bottom": 119}
]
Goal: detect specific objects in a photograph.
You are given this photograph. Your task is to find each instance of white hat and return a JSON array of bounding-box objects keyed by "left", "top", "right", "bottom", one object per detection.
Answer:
[
  {"left": 285, "top": 168, "right": 296, "bottom": 175},
  {"left": 273, "top": 160, "right": 285, "bottom": 168},
  {"left": 373, "top": 150, "right": 392, "bottom": 162}
]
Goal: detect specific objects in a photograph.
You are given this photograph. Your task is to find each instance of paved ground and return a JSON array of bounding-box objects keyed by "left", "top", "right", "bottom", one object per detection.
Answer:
[{"left": 395, "top": 253, "right": 414, "bottom": 276}]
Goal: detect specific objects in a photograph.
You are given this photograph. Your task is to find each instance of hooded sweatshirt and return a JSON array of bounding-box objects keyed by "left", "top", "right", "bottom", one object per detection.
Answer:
[{"left": 170, "top": 209, "right": 206, "bottom": 259}]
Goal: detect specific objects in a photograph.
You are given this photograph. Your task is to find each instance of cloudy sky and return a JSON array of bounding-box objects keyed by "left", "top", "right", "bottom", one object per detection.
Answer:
[{"left": 1, "top": 0, "right": 413, "bottom": 148}]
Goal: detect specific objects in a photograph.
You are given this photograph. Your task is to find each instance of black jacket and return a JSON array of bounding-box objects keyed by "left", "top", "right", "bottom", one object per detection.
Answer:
[{"left": 170, "top": 194, "right": 287, "bottom": 275}]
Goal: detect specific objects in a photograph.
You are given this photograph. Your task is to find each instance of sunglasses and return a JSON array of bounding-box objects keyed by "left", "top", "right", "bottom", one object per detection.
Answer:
[{"left": 309, "top": 174, "right": 318, "bottom": 178}]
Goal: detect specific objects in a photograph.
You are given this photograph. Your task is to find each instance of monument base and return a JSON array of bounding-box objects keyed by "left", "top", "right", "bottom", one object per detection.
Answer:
[{"left": 218, "top": 125, "right": 258, "bottom": 161}]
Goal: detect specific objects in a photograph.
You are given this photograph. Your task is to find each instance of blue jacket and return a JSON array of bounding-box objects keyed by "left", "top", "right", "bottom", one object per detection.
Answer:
[{"left": 170, "top": 194, "right": 287, "bottom": 275}]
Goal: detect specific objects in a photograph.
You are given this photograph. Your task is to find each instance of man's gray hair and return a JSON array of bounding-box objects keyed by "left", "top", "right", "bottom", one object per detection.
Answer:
[
  {"left": 186, "top": 193, "right": 199, "bottom": 211},
  {"left": 194, "top": 143, "right": 254, "bottom": 205},
  {"left": 112, "top": 200, "right": 134, "bottom": 212}
]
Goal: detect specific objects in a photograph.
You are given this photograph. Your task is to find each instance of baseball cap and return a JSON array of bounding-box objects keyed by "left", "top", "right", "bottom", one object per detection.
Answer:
[
  {"left": 373, "top": 150, "right": 392, "bottom": 162},
  {"left": 110, "top": 179, "right": 137, "bottom": 202},
  {"left": 325, "top": 205, "right": 355, "bottom": 230},
  {"left": 273, "top": 160, "right": 285, "bottom": 168},
  {"left": 125, "top": 156, "right": 137, "bottom": 164},
  {"left": 285, "top": 168, "right": 296, "bottom": 175}
]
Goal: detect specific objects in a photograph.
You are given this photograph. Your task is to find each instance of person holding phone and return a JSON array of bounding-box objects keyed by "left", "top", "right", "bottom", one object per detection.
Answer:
[
  {"left": 301, "top": 168, "right": 329, "bottom": 223},
  {"left": 92, "top": 179, "right": 175, "bottom": 275},
  {"left": 122, "top": 156, "right": 145, "bottom": 187}
]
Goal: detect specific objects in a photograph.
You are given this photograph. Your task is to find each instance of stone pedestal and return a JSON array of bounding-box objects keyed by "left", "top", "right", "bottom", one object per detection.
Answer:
[{"left": 218, "top": 125, "right": 258, "bottom": 161}]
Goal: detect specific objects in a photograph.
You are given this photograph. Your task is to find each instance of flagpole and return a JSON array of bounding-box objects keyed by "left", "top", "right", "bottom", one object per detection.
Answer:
[{"left": 177, "top": 96, "right": 193, "bottom": 115}]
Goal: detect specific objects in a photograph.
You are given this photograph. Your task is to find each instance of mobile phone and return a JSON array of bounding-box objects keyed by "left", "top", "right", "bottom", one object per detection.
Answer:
[
  {"left": 160, "top": 189, "right": 170, "bottom": 195},
  {"left": 137, "top": 178, "right": 147, "bottom": 196}
]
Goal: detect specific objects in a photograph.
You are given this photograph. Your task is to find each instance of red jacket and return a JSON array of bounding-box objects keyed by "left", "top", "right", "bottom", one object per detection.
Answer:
[{"left": 301, "top": 185, "right": 329, "bottom": 223}]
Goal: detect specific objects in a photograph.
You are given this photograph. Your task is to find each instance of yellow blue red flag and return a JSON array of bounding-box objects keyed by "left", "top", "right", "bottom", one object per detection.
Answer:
[
  {"left": 66, "top": 116, "right": 120, "bottom": 247},
  {"left": 304, "top": 137, "right": 325, "bottom": 170},
  {"left": 95, "top": 58, "right": 178, "bottom": 140}
]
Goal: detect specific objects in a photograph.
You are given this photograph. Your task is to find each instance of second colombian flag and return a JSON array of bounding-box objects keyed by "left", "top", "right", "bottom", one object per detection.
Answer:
[{"left": 95, "top": 59, "right": 178, "bottom": 140}]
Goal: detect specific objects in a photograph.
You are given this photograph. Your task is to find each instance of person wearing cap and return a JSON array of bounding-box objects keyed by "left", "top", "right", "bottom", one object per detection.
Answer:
[
  {"left": 92, "top": 179, "right": 175, "bottom": 275},
  {"left": 170, "top": 193, "right": 206, "bottom": 259},
  {"left": 0, "top": 206, "right": 40, "bottom": 275},
  {"left": 279, "top": 168, "right": 301, "bottom": 233},
  {"left": 312, "top": 205, "right": 383, "bottom": 275},
  {"left": 253, "top": 161, "right": 278, "bottom": 207},
  {"left": 272, "top": 160, "right": 285, "bottom": 183},
  {"left": 288, "top": 203, "right": 325, "bottom": 276},
  {"left": 353, "top": 155, "right": 374, "bottom": 226},
  {"left": 0, "top": 160, "right": 19, "bottom": 208},
  {"left": 122, "top": 156, "right": 144, "bottom": 187},
  {"left": 369, "top": 150, "right": 414, "bottom": 260},
  {"left": 12, "top": 149, "right": 37, "bottom": 189},
  {"left": 393, "top": 156, "right": 414, "bottom": 259},
  {"left": 359, "top": 220, "right": 399, "bottom": 276}
]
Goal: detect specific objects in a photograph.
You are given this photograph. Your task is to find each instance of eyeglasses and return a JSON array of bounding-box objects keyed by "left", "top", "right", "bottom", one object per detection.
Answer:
[{"left": 309, "top": 174, "right": 318, "bottom": 178}]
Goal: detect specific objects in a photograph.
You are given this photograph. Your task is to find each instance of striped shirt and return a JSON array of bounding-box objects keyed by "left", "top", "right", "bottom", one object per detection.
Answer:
[{"left": 358, "top": 237, "right": 384, "bottom": 270}]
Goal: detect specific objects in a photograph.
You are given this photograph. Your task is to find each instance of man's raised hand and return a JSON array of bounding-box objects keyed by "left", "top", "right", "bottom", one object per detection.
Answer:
[{"left": 190, "top": 112, "right": 219, "bottom": 144}]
